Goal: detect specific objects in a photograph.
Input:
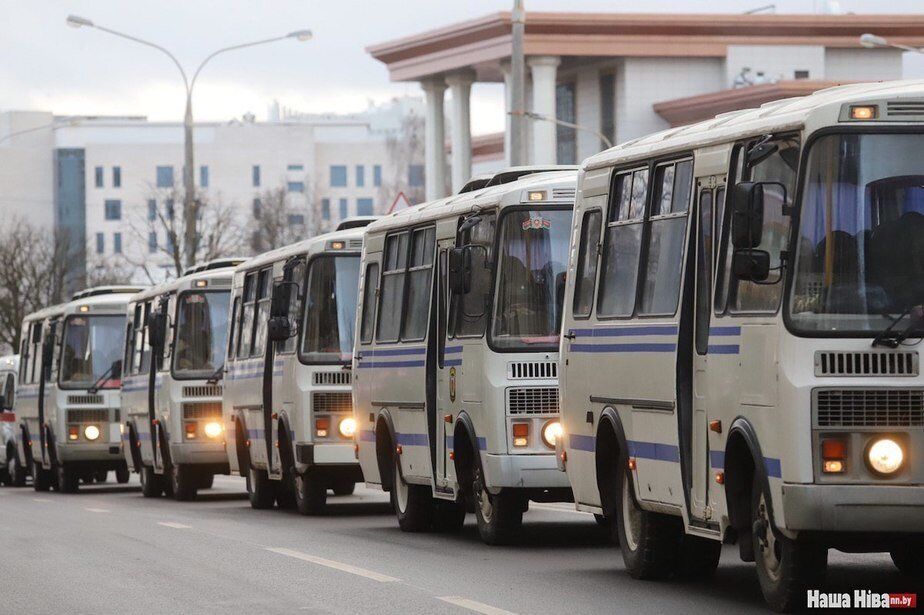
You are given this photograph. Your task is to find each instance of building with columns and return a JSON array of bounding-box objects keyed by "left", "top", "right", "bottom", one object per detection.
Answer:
[{"left": 367, "top": 11, "right": 924, "bottom": 201}]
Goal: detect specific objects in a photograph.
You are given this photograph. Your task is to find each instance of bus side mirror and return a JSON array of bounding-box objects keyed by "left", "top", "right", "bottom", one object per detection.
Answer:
[
  {"left": 732, "top": 249, "right": 771, "bottom": 282},
  {"left": 271, "top": 281, "right": 295, "bottom": 318},
  {"left": 0, "top": 395, "right": 6, "bottom": 411},
  {"left": 268, "top": 317, "right": 291, "bottom": 342},
  {"left": 148, "top": 313, "right": 167, "bottom": 350},
  {"left": 732, "top": 182, "right": 766, "bottom": 249},
  {"left": 449, "top": 247, "right": 472, "bottom": 295},
  {"left": 110, "top": 359, "right": 122, "bottom": 380}
]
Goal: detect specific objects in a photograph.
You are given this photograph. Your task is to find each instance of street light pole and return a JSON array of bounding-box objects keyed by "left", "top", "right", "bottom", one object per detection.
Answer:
[
  {"left": 509, "top": 0, "right": 527, "bottom": 166},
  {"left": 67, "top": 15, "right": 312, "bottom": 269}
]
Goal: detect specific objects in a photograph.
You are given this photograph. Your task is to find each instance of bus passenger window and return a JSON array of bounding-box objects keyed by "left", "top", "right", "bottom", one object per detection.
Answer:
[
  {"left": 377, "top": 232, "right": 409, "bottom": 342},
  {"left": 237, "top": 272, "right": 257, "bottom": 357},
  {"left": 281, "top": 260, "right": 305, "bottom": 354},
  {"left": 450, "top": 213, "right": 496, "bottom": 338},
  {"left": 360, "top": 263, "right": 379, "bottom": 344},
  {"left": 573, "top": 210, "right": 602, "bottom": 317},
  {"left": 598, "top": 169, "right": 647, "bottom": 317},
  {"left": 252, "top": 270, "right": 271, "bottom": 357},
  {"left": 695, "top": 189, "right": 714, "bottom": 355},
  {"left": 227, "top": 297, "right": 239, "bottom": 361},
  {"left": 402, "top": 227, "right": 435, "bottom": 341}
]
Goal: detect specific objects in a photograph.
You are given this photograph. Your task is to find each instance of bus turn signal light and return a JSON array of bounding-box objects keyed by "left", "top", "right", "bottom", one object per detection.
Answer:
[
  {"left": 512, "top": 423, "right": 529, "bottom": 447},
  {"left": 822, "top": 438, "right": 847, "bottom": 460},
  {"left": 315, "top": 418, "right": 330, "bottom": 438}
]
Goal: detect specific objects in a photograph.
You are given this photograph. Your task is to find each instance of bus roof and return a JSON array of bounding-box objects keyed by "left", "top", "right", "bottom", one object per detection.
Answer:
[
  {"left": 130, "top": 260, "right": 238, "bottom": 304},
  {"left": 584, "top": 79, "right": 924, "bottom": 171},
  {"left": 235, "top": 226, "right": 367, "bottom": 273},
  {"left": 0, "top": 354, "right": 19, "bottom": 372},
  {"left": 21, "top": 287, "right": 139, "bottom": 325},
  {"left": 365, "top": 169, "right": 578, "bottom": 235}
]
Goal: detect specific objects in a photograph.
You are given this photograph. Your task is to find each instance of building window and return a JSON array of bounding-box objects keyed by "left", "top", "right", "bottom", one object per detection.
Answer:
[
  {"left": 96, "top": 233, "right": 104, "bottom": 254},
  {"left": 165, "top": 199, "right": 175, "bottom": 220},
  {"left": 113, "top": 232, "right": 122, "bottom": 254},
  {"left": 330, "top": 165, "right": 347, "bottom": 187},
  {"left": 794, "top": 69, "right": 810, "bottom": 79},
  {"left": 287, "top": 181, "right": 305, "bottom": 193},
  {"left": 556, "top": 82, "right": 577, "bottom": 165},
  {"left": 156, "top": 165, "right": 174, "bottom": 188},
  {"left": 373, "top": 164, "right": 382, "bottom": 187},
  {"left": 252, "top": 165, "right": 261, "bottom": 187},
  {"left": 252, "top": 198, "right": 261, "bottom": 219},
  {"left": 287, "top": 164, "right": 304, "bottom": 171},
  {"left": 148, "top": 232, "right": 157, "bottom": 253},
  {"left": 321, "top": 198, "right": 331, "bottom": 220},
  {"left": 104, "top": 199, "right": 122, "bottom": 221},
  {"left": 408, "top": 164, "right": 424, "bottom": 187},
  {"left": 339, "top": 198, "right": 348, "bottom": 219},
  {"left": 112, "top": 166, "right": 122, "bottom": 188},
  {"left": 356, "top": 165, "right": 365, "bottom": 187},
  {"left": 599, "top": 73, "right": 615, "bottom": 149},
  {"left": 200, "top": 165, "right": 209, "bottom": 188},
  {"left": 357, "top": 198, "right": 374, "bottom": 216},
  {"left": 94, "top": 166, "right": 104, "bottom": 188},
  {"left": 287, "top": 213, "right": 305, "bottom": 225},
  {"left": 147, "top": 199, "right": 157, "bottom": 221}
]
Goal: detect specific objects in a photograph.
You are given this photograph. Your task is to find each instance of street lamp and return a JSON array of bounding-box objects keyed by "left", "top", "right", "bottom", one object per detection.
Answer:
[
  {"left": 859, "top": 32, "right": 922, "bottom": 54},
  {"left": 67, "top": 15, "right": 312, "bottom": 269},
  {"left": 510, "top": 110, "right": 614, "bottom": 150}
]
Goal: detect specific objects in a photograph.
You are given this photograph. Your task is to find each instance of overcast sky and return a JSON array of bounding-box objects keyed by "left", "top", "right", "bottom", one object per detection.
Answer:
[{"left": 4, "top": 0, "right": 924, "bottom": 135}]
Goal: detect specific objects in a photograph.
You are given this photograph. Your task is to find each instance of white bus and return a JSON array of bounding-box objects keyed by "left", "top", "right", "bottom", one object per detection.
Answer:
[
  {"left": 16, "top": 287, "right": 141, "bottom": 492},
  {"left": 354, "top": 170, "right": 576, "bottom": 544},
  {"left": 558, "top": 81, "right": 924, "bottom": 611},
  {"left": 223, "top": 226, "right": 367, "bottom": 514},
  {"left": 121, "top": 259, "right": 242, "bottom": 500},
  {"left": 0, "top": 355, "right": 25, "bottom": 486}
]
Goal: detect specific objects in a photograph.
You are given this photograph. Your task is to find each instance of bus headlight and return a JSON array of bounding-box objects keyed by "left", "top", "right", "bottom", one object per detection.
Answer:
[
  {"left": 338, "top": 417, "right": 357, "bottom": 439},
  {"left": 866, "top": 438, "right": 904, "bottom": 475},
  {"left": 204, "top": 421, "right": 223, "bottom": 439},
  {"left": 541, "top": 420, "right": 563, "bottom": 449},
  {"left": 84, "top": 425, "right": 100, "bottom": 441}
]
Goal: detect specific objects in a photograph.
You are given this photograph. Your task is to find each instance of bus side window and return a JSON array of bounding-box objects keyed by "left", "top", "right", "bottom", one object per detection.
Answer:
[
  {"left": 18, "top": 336, "right": 29, "bottom": 384},
  {"left": 598, "top": 168, "right": 648, "bottom": 317},
  {"left": 573, "top": 210, "right": 603, "bottom": 318},
  {"left": 281, "top": 260, "right": 305, "bottom": 354},
  {"left": 3, "top": 374, "right": 14, "bottom": 408},
  {"left": 695, "top": 189, "right": 714, "bottom": 355},
  {"left": 252, "top": 269, "right": 271, "bottom": 357},
  {"left": 377, "top": 232, "right": 409, "bottom": 342},
  {"left": 237, "top": 272, "right": 257, "bottom": 357},
  {"left": 450, "top": 212, "right": 496, "bottom": 338},
  {"left": 227, "top": 296, "right": 240, "bottom": 361},
  {"left": 402, "top": 227, "right": 435, "bottom": 341},
  {"left": 138, "top": 302, "right": 151, "bottom": 374},
  {"left": 360, "top": 263, "right": 379, "bottom": 344}
]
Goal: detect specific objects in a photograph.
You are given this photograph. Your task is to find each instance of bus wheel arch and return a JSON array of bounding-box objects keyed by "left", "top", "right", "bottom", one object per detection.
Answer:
[
  {"left": 451, "top": 414, "right": 477, "bottom": 509},
  {"left": 126, "top": 422, "right": 143, "bottom": 472},
  {"left": 374, "top": 412, "right": 395, "bottom": 492},
  {"left": 234, "top": 415, "right": 251, "bottom": 475},
  {"left": 595, "top": 407, "right": 627, "bottom": 520},
  {"left": 725, "top": 418, "right": 768, "bottom": 563}
]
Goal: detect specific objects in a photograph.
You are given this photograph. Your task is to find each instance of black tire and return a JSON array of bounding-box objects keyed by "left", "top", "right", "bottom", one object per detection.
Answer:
[
  {"left": 295, "top": 471, "right": 327, "bottom": 515},
  {"left": 890, "top": 544, "right": 924, "bottom": 577},
  {"left": 0, "top": 463, "right": 9, "bottom": 486},
  {"left": 33, "top": 466, "right": 53, "bottom": 492},
  {"left": 675, "top": 534, "right": 722, "bottom": 580},
  {"left": 140, "top": 465, "right": 164, "bottom": 498},
  {"left": 594, "top": 513, "right": 612, "bottom": 527},
  {"left": 247, "top": 466, "right": 276, "bottom": 510},
  {"left": 57, "top": 463, "right": 79, "bottom": 494},
  {"left": 115, "top": 464, "right": 130, "bottom": 484},
  {"left": 7, "top": 449, "right": 27, "bottom": 487},
  {"left": 170, "top": 464, "right": 198, "bottom": 501},
  {"left": 614, "top": 461, "right": 680, "bottom": 579},
  {"left": 198, "top": 473, "right": 214, "bottom": 489},
  {"left": 332, "top": 479, "right": 356, "bottom": 496},
  {"left": 432, "top": 499, "right": 466, "bottom": 533},
  {"left": 276, "top": 475, "right": 297, "bottom": 510},
  {"left": 391, "top": 454, "right": 433, "bottom": 532},
  {"left": 472, "top": 457, "right": 522, "bottom": 545},
  {"left": 94, "top": 470, "right": 108, "bottom": 483},
  {"left": 751, "top": 477, "right": 827, "bottom": 613}
]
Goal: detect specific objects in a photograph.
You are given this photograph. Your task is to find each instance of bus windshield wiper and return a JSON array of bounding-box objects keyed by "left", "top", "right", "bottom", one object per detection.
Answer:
[
  {"left": 87, "top": 362, "right": 117, "bottom": 394},
  {"left": 206, "top": 363, "right": 225, "bottom": 385},
  {"left": 872, "top": 304, "right": 922, "bottom": 348}
]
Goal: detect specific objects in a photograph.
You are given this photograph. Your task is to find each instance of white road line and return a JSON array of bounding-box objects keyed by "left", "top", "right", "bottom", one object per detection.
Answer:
[
  {"left": 84, "top": 507, "right": 110, "bottom": 513},
  {"left": 32, "top": 498, "right": 51, "bottom": 503},
  {"left": 157, "top": 521, "right": 191, "bottom": 529},
  {"left": 528, "top": 502, "right": 591, "bottom": 516},
  {"left": 267, "top": 547, "right": 400, "bottom": 583},
  {"left": 437, "top": 596, "right": 518, "bottom": 615}
]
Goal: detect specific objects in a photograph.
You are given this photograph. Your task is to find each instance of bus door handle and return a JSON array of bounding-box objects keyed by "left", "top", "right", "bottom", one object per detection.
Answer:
[{"left": 563, "top": 331, "right": 576, "bottom": 340}]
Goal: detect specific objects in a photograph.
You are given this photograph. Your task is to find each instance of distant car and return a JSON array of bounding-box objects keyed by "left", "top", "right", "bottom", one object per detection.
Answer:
[{"left": 0, "top": 354, "right": 26, "bottom": 486}]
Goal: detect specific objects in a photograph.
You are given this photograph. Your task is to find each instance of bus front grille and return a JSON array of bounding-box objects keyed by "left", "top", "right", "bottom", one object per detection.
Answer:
[
  {"left": 182, "top": 385, "right": 223, "bottom": 398},
  {"left": 68, "top": 394, "right": 104, "bottom": 405},
  {"left": 313, "top": 371, "right": 351, "bottom": 386},
  {"left": 312, "top": 392, "right": 352, "bottom": 414},
  {"left": 183, "top": 402, "right": 223, "bottom": 420},
  {"left": 506, "top": 387, "right": 559, "bottom": 415},
  {"left": 507, "top": 361, "right": 557, "bottom": 380},
  {"left": 815, "top": 351, "right": 917, "bottom": 377},
  {"left": 68, "top": 409, "right": 110, "bottom": 423},
  {"left": 814, "top": 388, "right": 924, "bottom": 427}
]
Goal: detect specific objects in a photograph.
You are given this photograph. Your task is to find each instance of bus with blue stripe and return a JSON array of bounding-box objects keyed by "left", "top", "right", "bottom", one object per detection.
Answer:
[
  {"left": 222, "top": 225, "right": 368, "bottom": 514},
  {"left": 121, "top": 259, "right": 242, "bottom": 500},
  {"left": 353, "top": 169, "right": 576, "bottom": 544},
  {"left": 558, "top": 81, "right": 924, "bottom": 611}
]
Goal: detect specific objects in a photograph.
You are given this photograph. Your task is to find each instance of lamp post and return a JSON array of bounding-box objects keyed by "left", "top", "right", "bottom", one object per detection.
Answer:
[
  {"left": 859, "top": 32, "right": 922, "bottom": 54},
  {"left": 509, "top": 0, "right": 527, "bottom": 166},
  {"left": 67, "top": 15, "right": 312, "bottom": 269}
]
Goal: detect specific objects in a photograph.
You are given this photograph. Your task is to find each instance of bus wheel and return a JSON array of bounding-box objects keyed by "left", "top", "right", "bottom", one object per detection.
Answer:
[
  {"left": 432, "top": 499, "right": 466, "bottom": 533},
  {"left": 171, "top": 464, "right": 199, "bottom": 501},
  {"left": 295, "top": 471, "right": 327, "bottom": 515},
  {"left": 33, "top": 466, "right": 53, "bottom": 492},
  {"left": 614, "top": 463, "right": 678, "bottom": 579},
  {"left": 332, "top": 479, "right": 355, "bottom": 496},
  {"left": 57, "top": 464, "right": 79, "bottom": 493},
  {"left": 94, "top": 470, "right": 108, "bottom": 483},
  {"left": 246, "top": 466, "right": 276, "bottom": 510},
  {"left": 140, "top": 465, "right": 164, "bottom": 498},
  {"left": 391, "top": 454, "right": 433, "bottom": 532},
  {"left": 7, "top": 450, "right": 27, "bottom": 487},
  {"left": 472, "top": 459, "right": 522, "bottom": 545},
  {"left": 115, "top": 464, "right": 130, "bottom": 484},
  {"left": 675, "top": 535, "right": 722, "bottom": 580},
  {"left": 890, "top": 545, "right": 924, "bottom": 577},
  {"left": 198, "top": 473, "right": 214, "bottom": 490},
  {"left": 751, "top": 478, "right": 826, "bottom": 612}
]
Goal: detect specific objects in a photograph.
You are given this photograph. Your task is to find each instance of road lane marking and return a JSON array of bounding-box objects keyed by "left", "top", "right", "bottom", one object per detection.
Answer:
[
  {"left": 437, "top": 596, "right": 518, "bottom": 615},
  {"left": 267, "top": 547, "right": 399, "bottom": 583},
  {"left": 85, "top": 507, "right": 110, "bottom": 513},
  {"left": 157, "top": 521, "right": 191, "bottom": 529}
]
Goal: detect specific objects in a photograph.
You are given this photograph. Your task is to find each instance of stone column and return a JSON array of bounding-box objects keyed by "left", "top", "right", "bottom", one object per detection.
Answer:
[
  {"left": 528, "top": 55, "right": 561, "bottom": 165},
  {"left": 446, "top": 71, "right": 475, "bottom": 193},
  {"left": 421, "top": 78, "right": 448, "bottom": 201}
]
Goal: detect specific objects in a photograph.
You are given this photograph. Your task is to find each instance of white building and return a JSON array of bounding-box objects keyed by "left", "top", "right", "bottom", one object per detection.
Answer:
[{"left": 0, "top": 97, "right": 425, "bottom": 284}]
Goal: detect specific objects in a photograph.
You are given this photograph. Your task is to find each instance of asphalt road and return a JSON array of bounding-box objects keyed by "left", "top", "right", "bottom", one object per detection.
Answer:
[{"left": 0, "top": 475, "right": 918, "bottom": 614}]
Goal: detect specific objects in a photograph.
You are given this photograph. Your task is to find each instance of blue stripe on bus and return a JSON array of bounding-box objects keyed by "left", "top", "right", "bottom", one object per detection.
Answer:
[
  {"left": 356, "top": 360, "right": 425, "bottom": 369},
  {"left": 359, "top": 430, "right": 375, "bottom": 442},
  {"left": 764, "top": 457, "right": 782, "bottom": 479},
  {"left": 396, "top": 432, "right": 428, "bottom": 447},
  {"left": 443, "top": 359, "right": 462, "bottom": 367},
  {"left": 364, "top": 347, "right": 426, "bottom": 357},
  {"left": 569, "top": 433, "right": 595, "bottom": 452},
  {"left": 445, "top": 346, "right": 463, "bottom": 354},
  {"left": 571, "top": 343, "right": 677, "bottom": 353},
  {"left": 569, "top": 325, "right": 678, "bottom": 338},
  {"left": 708, "top": 326, "right": 741, "bottom": 336},
  {"left": 710, "top": 450, "right": 725, "bottom": 468},
  {"left": 707, "top": 344, "right": 740, "bottom": 355},
  {"left": 628, "top": 440, "right": 681, "bottom": 463}
]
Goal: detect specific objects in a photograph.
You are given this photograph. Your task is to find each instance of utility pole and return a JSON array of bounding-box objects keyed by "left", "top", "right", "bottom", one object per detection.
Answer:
[{"left": 509, "top": 0, "right": 527, "bottom": 166}]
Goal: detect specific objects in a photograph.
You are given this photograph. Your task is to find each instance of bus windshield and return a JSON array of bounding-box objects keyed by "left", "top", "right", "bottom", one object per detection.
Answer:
[
  {"left": 59, "top": 315, "right": 124, "bottom": 388},
  {"left": 173, "top": 290, "right": 230, "bottom": 378},
  {"left": 790, "top": 132, "right": 924, "bottom": 335},
  {"left": 491, "top": 208, "right": 572, "bottom": 350},
  {"left": 300, "top": 255, "right": 360, "bottom": 363}
]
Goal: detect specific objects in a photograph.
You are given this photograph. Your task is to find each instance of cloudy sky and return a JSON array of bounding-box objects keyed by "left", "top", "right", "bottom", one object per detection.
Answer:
[{"left": 4, "top": 0, "right": 924, "bottom": 135}]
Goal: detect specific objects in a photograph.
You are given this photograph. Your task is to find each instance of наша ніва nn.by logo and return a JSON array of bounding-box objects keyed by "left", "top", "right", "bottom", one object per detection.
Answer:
[{"left": 807, "top": 590, "right": 917, "bottom": 609}]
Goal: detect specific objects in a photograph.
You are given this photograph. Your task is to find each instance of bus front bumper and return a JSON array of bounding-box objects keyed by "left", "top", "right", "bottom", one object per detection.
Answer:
[
  {"left": 57, "top": 442, "right": 124, "bottom": 463},
  {"left": 169, "top": 441, "right": 228, "bottom": 465},
  {"left": 482, "top": 452, "right": 571, "bottom": 490},
  {"left": 782, "top": 483, "right": 924, "bottom": 533}
]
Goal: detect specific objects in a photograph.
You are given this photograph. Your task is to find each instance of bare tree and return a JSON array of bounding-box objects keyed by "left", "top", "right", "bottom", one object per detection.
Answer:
[
  {"left": 381, "top": 112, "right": 426, "bottom": 208},
  {"left": 84, "top": 250, "right": 137, "bottom": 287},
  {"left": 251, "top": 178, "right": 325, "bottom": 253}
]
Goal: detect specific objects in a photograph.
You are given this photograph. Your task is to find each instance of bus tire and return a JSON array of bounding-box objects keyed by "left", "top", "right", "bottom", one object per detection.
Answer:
[
  {"left": 7, "top": 448, "right": 27, "bottom": 487},
  {"left": 432, "top": 499, "right": 466, "bottom": 533},
  {"left": 675, "top": 535, "right": 722, "bottom": 580},
  {"left": 140, "top": 465, "right": 164, "bottom": 498},
  {"left": 332, "top": 479, "right": 355, "bottom": 496},
  {"left": 472, "top": 458, "right": 522, "bottom": 545},
  {"left": 57, "top": 463, "right": 79, "bottom": 494},
  {"left": 33, "top": 466, "right": 53, "bottom": 492},
  {"left": 94, "top": 470, "right": 108, "bottom": 483},
  {"left": 751, "top": 477, "right": 826, "bottom": 613},
  {"left": 198, "top": 473, "right": 214, "bottom": 489},
  {"left": 890, "top": 545, "right": 924, "bottom": 577},
  {"left": 246, "top": 466, "right": 276, "bottom": 510},
  {"left": 171, "top": 464, "right": 198, "bottom": 501},
  {"left": 615, "top": 462, "right": 679, "bottom": 580},
  {"left": 295, "top": 471, "right": 327, "bottom": 515},
  {"left": 391, "top": 454, "right": 432, "bottom": 532},
  {"left": 115, "top": 464, "right": 130, "bottom": 484}
]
